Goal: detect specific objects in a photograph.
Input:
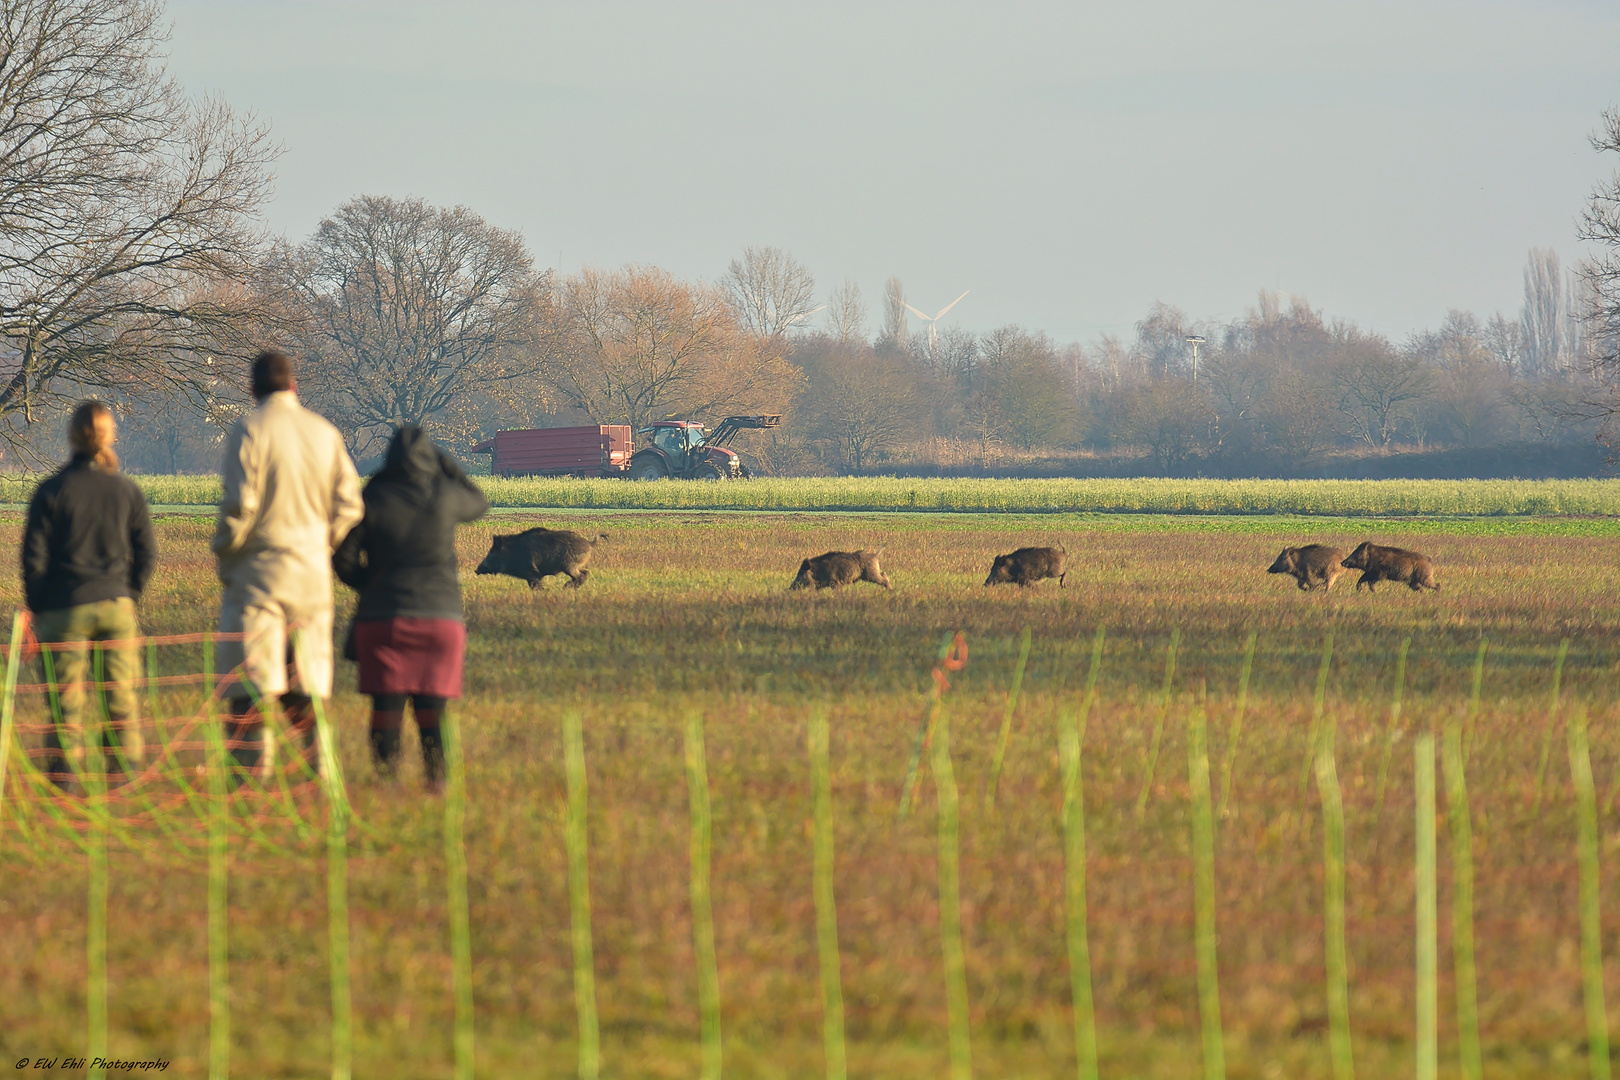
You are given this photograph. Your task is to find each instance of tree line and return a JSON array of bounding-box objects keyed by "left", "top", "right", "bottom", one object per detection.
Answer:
[{"left": 6, "top": 1, "right": 1620, "bottom": 478}]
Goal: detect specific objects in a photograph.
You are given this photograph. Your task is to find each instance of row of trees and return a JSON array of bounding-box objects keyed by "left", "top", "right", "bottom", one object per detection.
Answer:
[{"left": 6, "top": 2, "right": 1620, "bottom": 477}]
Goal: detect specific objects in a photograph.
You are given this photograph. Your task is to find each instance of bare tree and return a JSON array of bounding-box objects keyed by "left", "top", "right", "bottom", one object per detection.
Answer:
[
  {"left": 877, "top": 276, "right": 908, "bottom": 351},
  {"left": 0, "top": 0, "right": 277, "bottom": 451},
  {"left": 541, "top": 265, "right": 801, "bottom": 434},
  {"left": 722, "top": 245, "right": 817, "bottom": 340},
  {"left": 1522, "top": 248, "right": 1566, "bottom": 377},
  {"left": 800, "top": 345, "right": 916, "bottom": 471},
  {"left": 1579, "top": 110, "right": 1620, "bottom": 391},
  {"left": 1334, "top": 335, "right": 1432, "bottom": 449},
  {"left": 824, "top": 280, "right": 867, "bottom": 345},
  {"left": 279, "top": 196, "right": 543, "bottom": 454}
]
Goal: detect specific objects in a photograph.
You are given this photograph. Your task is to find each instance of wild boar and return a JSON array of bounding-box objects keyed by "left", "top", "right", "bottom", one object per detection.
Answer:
[
  {"left": 1341, "top": 541, "right": 1439, "bottom": 592},
  {"left": 1267, "top": 545, "right": 1349, "bottom": 592},
  {"left": 984, "top": 546, "right": 1067, "bottom": 588},
  {"left": 789, "top": 549, "right": 891, "bottom": 591},
  {"left": 475, "top": 527, "right": 603, "bottom": 589}
]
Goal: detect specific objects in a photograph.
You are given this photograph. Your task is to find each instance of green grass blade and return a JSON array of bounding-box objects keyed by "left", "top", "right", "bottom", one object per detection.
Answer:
[
  {"left": 930, "top": 702, "right": 973, "bottom": 1080},
  {"left": 1217, "top": 632, "right": 1257, "bottom": 820},
  {"left": 1568, "top": 706, "right": 1611, "bottom": 1080},
  {"left": 443, "top": 706, "right": 475, "bottom": 1080},
  {"left": 1301, "top": 633, "right": 1334, "bottom": 791},
  {"left": 1532, "top": 639, "right": 1571, "bottom": 816},
  {"left": 1371, "top": 638, "right": 1410, "bottom": 830},
  {"left": 310, "top": 679, "right": 353, "bottom": 1080},
  {"left": 1315, "top": 719, "right": 1354, "bottom": 1080},
  {"left": 1441, "top": 723, "right": 1482, "bottom": 1080},
  {"left": 1415, "top": 734, "right": 1438, "bottom": 1080},
  {"left": 1060, "top": 630, "right": 1104, "bottom": 1080},
  {"left": 0, "top": 611, "right": 27, "bottom": 837},
  {"left": 1188, "top": 701, "right": 1225, "bottom": 1080},
  {"left": 1135, "top": 629, "right": 1180, "bottom": 816},
  {"left": 205, "top": 709, "right": 231, "bottom": 1080},
  {"left": 87, "top": 792, "right": 108, "bottom": 1080},
  {"left": 899, "top": 632, "right": 957, "bottom": 820},
  {"left": 1462, "top": 640, "right": 1488, "bottom": 765},
  {"left": 808, "top": 706, "right": 847, "bottom": 1080},
  {"left": 684, "top": 710, "right": 722, "bottom": 1080},
  {"left": 563, "top": 709, "right": 601, "bottom": 1080},
  {"left": 986, "top": 625, "right": 1032, "bottom": 813}
]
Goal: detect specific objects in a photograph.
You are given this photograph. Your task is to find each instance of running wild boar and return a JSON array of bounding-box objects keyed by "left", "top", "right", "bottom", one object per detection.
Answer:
[
  {"left": 1340, "top": 541, "right": 1439, "bottom": 592},
  {"left": 1267, "top": 545, "right": 1348, "bottom": 592},
  {"left": 984, "top": 546, "right": 1067, "bottom": 588},
  {"left": 789, "top": 549, "right": 891, "bottom": 590},
  {"left": 475, "top": 527, "right": 603, "bottom": 589}
]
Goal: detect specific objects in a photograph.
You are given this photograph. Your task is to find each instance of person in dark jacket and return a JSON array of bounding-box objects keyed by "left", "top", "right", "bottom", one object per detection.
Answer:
[
  {"left": 333, "top": 426, "right": 488, "bottom": 786},
  {"left": 22, "top": 400, "right": 156, "bottom": 787}
]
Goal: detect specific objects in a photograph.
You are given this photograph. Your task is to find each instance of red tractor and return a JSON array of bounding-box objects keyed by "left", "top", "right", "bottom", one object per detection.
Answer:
[{"left": 628, "top": 415, "right": 781, "bottom": 480}]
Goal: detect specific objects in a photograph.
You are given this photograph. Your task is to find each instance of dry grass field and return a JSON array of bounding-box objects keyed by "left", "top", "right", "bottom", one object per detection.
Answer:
[{"left": 5, "top": 508, "right": 1620, "bottom": 1078}]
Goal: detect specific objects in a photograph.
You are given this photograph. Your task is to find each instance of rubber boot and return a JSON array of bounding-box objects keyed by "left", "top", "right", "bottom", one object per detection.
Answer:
[
  {"left": 370, "top": 726, "right": 401, "bottom": 779},
  {"left": 283, "top": 695, "right": 319, "bottom": 779},
  {"left": 419, "top": 725, "right": 445, "bottom": 791}
]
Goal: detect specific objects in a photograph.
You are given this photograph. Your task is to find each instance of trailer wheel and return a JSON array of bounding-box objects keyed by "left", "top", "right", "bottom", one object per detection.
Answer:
[{"left": 630, "top": 457, "right": 667, "bottom": 481}]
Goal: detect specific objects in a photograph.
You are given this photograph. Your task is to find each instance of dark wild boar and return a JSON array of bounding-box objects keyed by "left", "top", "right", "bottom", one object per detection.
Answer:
[
  {"left": 1267, "top": 545, "right": 1348, "bottom": 592},
  {"left": 475, "top": 527, "right": 604, "bottom": 589},
  {"left": 1340, "top": 541, "right": 1439, "bottom": 592},
  {"left": 789, "top": 549, "right": 891, "bottom": 591},
  {"left": 984, "top": 545, "right": 1067, "bottom": 588}
]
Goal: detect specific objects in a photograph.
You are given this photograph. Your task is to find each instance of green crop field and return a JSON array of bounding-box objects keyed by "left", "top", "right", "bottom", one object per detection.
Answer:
[
  {"left": 5, "top": 508, "right": 1620, "bottom": 1078},
  {"left": 4, "top": 474, "right": 1620, "bottom": 517}
]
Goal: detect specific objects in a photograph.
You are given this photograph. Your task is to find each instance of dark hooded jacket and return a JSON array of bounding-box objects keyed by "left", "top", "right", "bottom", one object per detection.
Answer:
[{"left": 333, "top": 427, "right": 489, "bottom": 621}]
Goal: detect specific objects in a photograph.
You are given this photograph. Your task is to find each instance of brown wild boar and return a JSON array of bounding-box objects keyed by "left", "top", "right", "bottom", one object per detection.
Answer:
[
  {"left": 984, "top": 546, "right": 1067, "bottom": 588},
  {"left": 1267, "top": 545, "right": 1348, "bottom": 592},
  {"left": 475, "top": 527, "right": 603, "bottom": 589},
  {"left": 789, "top": 549, "right": 891, "bottom": 590},
  {"left": 1340, "top": 541, "right": 1439, "bottom": 592}
]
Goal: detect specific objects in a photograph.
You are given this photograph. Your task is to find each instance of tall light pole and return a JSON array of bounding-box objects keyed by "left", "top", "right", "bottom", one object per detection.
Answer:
[{"left": 1185, "top": 335, "right": 1206, "bottom": 384}]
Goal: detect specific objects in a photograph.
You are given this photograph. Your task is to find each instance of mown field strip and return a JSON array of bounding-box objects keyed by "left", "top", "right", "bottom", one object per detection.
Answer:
[{"left": 4, "top": 475, "right": 1620, "bottom": 517}]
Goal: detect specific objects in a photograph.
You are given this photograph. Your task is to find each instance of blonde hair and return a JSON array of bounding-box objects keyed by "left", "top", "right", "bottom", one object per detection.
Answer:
[{"left": 68, "top": 400, "right": 118, "bottom": 471}]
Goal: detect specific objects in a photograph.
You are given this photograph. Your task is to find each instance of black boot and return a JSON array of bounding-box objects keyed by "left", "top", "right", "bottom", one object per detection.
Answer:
[
  {"left": 419, "top": 726, "right": 445, "bottom": 790},
  {"left": 370, "top": 727, "right": 401, "bottom": 779}
]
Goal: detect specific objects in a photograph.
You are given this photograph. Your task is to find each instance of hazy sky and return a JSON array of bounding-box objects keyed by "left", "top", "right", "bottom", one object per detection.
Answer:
[{"left": 168, "top": 1, "right": 1620, "bottom": 344}]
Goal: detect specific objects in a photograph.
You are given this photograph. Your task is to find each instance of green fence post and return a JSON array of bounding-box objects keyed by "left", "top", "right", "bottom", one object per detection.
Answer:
[
  {"left": 444, "top": 705, "right": 475, "bottom": 1080},
  {"left": 1568, "top": 706, "right": 1611, "bottom": 1080},
  {"left": 808, "top": 706, "right": 847, "bottom": 1080},
  {"left": 1441, "top": 723, "right": 1482, "bottom": 1080},
  {"left": 205, "top": 706, "right": 231, "bottom": 1080},
  {"left": 1189, "top": 702, "right": 1225, "bottom": 1080},
  {"left": 1061, "top": 625, "right": 1105, "bottom": 1080},
  {"left": 0, "top": 611, "right": 27, "bottom": 836},
  {"left": 1415, "top": 734, "right": 1437, "bottom": 1080},
  {"left": 562, "top": 710, "right": 600, "bottom": 1080},
  {"left": 930, "top": 703, "right": 972, "bottom": 1080},
  {"left": 1315, "top": 718, "right": 1354, "bottom": 1080},
  {"left": 684, "top": 711, "right": 722, "bottom": 1080},
  {"left": 306, "top": 674, "right": 352, "bottom": 1080}
]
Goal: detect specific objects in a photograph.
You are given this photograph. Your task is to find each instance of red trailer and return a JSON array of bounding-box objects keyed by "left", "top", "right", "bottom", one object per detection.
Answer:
[{"left": 471, "top": 425, "right": 633, "bottom": 477}]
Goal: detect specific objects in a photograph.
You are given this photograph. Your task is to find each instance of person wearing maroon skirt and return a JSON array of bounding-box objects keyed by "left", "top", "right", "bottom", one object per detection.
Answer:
[{"left": 334, "top": 426, "right": 488, "bottom": 786}]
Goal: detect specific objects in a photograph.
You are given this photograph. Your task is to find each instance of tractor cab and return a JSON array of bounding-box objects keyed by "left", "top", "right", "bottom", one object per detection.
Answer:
[
  {"left": 629, "top": 415, "right": 781, "bottom": 480},
  {"left": 649, "top": 421, "right": 706, "bottom": 469}
]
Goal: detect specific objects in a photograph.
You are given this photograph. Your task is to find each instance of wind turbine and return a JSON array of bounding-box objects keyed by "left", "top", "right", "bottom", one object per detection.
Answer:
[{"left": 903, "top": 291, "right": 969, "bottom": 351}]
